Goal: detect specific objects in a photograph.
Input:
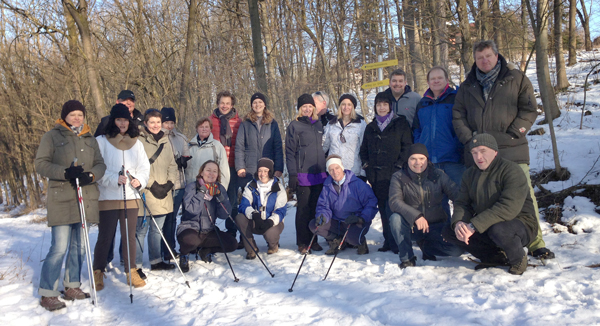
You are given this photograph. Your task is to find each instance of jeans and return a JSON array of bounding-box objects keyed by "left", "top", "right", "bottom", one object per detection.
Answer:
[
  {"left": 162, "top": 188, "right": 184, "bottom": 258},
  {"left": 433, "top": 162, "right": 466, "bottom": 220},
  {"left": 136, "top": 214, "right": 166, "bottom": 267},
  {"left": 39, "top": 223, "right": 84, "bottom": 297},
  {"left": 389, "top": 213, "right": 463, "bottom": 262}
]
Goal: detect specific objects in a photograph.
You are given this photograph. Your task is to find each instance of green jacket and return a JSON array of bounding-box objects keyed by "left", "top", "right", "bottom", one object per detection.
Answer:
[
  {"left": 34, "top": 121, "right": 106, "bottom": 226},
  {"left": 451, "top": 156, "right": 537, "bottom": 243}
]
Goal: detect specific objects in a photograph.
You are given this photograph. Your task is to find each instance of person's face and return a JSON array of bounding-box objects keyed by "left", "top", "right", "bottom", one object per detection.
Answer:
[
  {"left": 145, "top": 116, "right": 162, "bottom": 134},
  {"left": 65, "top": 110, "right": 84, "bottom": 128},
  {"left": 197, "top": 121, "right": 211, "bottom": 140},
  {"left": 117, "top": 98, "right": 135, "bottom": 115},
  {"left": 408, "top": 154, "right": 428, "bottom": 174},
  {"left": 218, "top": 96, "right": 233, "bottom": 115},
  {"left": 313, "top": 95, "right": 327, "bottom": 115},
  {"left": 162, "top": 121, "right": 175, "bottom": 131},
  {"left": 257, "top": 167, "right": 271, "bottom": 183},
  {"left": 115, "top": 118, "right": 130, "bottom": 135},
  {"left": 427, "top": 69, "right": 448, "bottom": 95},
  {"left": 389, "top": 74, "right": 407, "bottom": 94},
  {"left": 252, "top": 99, "right": 265, "bottom": 116},
  {"left": 201, "top": 162, "right": 219, "bottom": 183},
  {"left": 328, "top": 163, "right": 345, "bottom": 182},
  {"left": 474, "top": 48, "right": 499, "bottom": 74},
  {"left": 471, "top": 145, "right": 498, "bottom": 170},
  {"left": 340, "top": 99, "right": 354, "bottom": 118},
  {"left": 376, "top": 102, "right": 391, "bottom": 116},
  {"left": 300, "top": 104, "right": 315, "bottom": 117}
]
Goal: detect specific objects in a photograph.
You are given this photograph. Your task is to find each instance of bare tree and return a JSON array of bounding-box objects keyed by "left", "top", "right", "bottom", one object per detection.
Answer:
[
  {"left": 554, "top": 0, "right": 570, "bottom": 90},
  {"left": 577, "top": 0, "right": 592, "bottom": 51},
  {"left": 568, "top": 0, "right": 577, "bottom": 65}
]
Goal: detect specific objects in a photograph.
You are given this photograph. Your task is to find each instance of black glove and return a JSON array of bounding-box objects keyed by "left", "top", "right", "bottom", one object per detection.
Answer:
[
  {"left": 344, "top": 214, "right": 364, "bottom": 225},
  {"left": 164, "top": 180, "right": 174, "bottom": 193},
  {"left": 64, "top": 163, "right": 84, "bottom": 180},
  {"left": 176, "top": 156, "right": 192, "bottom": 169},
  {"left": 315, "top": 214, "right": 326, "bottom": 226},
  {"left": 149, "top": 181, "right": 173, "bottom": 199},
  {"left": 253, "top": 214, "right": 274, "bottom": 234},
  {"left": 251, "top": 212, "right": 261, "bottom": 220},
  {"left": 69, "top": 172, "right": 94, "bottom": 189},
  {"left": 288, "top": 174, "right": 298, "bottom": 192}
]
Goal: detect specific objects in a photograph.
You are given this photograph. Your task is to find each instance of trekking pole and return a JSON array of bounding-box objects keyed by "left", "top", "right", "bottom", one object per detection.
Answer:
[
  {"left": 288, "top": 227, "right": 319, "bottom": 293},
  {"left": 214, "top": 198, "right": 275, "bottom": 278},
  {"left": 126, "top": 171, "right": 191, "bottom": 288},
  {"left": 322, "top": 224, "right": 351, "bottom": 281},
  {"left": 203, "top": 202, "right": 239, "bottom": 282},
  {"left": 120, "top": 166, "right": 134, "bottom": 303},
  {"left": 73, "top": 158, "right": 97, "bottom": 305}
]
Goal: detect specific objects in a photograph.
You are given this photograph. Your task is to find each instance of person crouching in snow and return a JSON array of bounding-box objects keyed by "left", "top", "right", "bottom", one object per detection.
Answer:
[
  {"left": 177, "top": 160, "right": 237, "bottom": 272},
  {"left": 309, "top": 155, "right": 378, "bottom": 255},
  {"left": 235, "top": 158, "right": 287, "bottom": 259},
  {"left": 388, "top": 143, "right": 463, "bottom": 269},
  {"left": 441, "top": 134, "right": 538, "bottom": 275}
]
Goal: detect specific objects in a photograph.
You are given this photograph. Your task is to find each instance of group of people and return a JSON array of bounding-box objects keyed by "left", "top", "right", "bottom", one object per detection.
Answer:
[{"left": 34, "top": 39, "right": 555, "bottom": 312}]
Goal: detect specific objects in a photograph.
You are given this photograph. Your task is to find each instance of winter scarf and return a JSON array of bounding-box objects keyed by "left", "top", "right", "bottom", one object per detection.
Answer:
[
  {"left": 257, "top": 178, "right": 274, "bottom": 219},
  {"left": 56, "top": 119, "right": 91, "bottom": 137},
  {"left": 196, "top": 134, "right": 208, "bottom": 146},
  {"left": 197, "top": 177, "right": 220, "bottom": 201},
  {"left": 145, "top": 127, "right": 164, "bottom": 142},
  {"left": 107, "top": 133, "right": 137, "bottom": 151},
  {"left": 215, "top": 108, "right": 236, "bottom": 147},
  {"left": 476, "top": 62, "right": 501, "bottom": 102},
  {"left": 376, "top": 112, "right": 394, "bottom": 131}
]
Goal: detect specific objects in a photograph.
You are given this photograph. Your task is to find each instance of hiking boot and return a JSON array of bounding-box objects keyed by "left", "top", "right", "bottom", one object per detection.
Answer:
[
  {"left": 325, "top": 238, "right": 342, "bottom": 255},
  {"left": 198, "top": 248, "right": 213, "bottom": 263},
  {"left": 267, "top": 243, "right": 279, "bottom": 254},
  {"left": 529, "top": 247, "right": 555, "bottom": 260},
  {"left": 126, "top": 268, "right": 146, "bottom": 288},
  {"left": 40, "top": 296, "right": 66, "bottom": 311},
  {"left": 357, "top": 241, "right": 369, "bottom": 255},
  {"left": 63, "top": 287, "right": 90, "bottom": 301},
  {"left": 508, "top": 255, "right": 528, "bottom": 275},
  {"left": 399, "top": 256, "right": 417, "bottom": 269},
  {"left": 180, "top": 255, "right": 189, "bottom": 273},
  {"left": 298, "top": 245, "right": 311, "bottom": 255},
  {"left": 246, "top": 251, "right": 257, "bottom": 260},
  {"left": 377, "top": 243, "right": 391, "bottom": 252},
  {"left": 237, "top": 239, "right": 245, "bottom": 250},
  {"left": 94, "top": 270, "right": 105, "bottom": 291},
  {"left": 151, "top": 261, "right": 176, "bottom": 271},
  {"left": 164, "top": 250, "right": 180, "bottom": 261},
  {"left": 137, "top": 268, "right": 147, "bottom": 280},
  {"left": 311, "top": 241, "right": 323, "bottom": 251}
]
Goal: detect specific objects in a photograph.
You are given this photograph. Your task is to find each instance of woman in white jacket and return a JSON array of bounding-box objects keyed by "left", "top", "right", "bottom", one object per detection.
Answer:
[
  {"left": 185, "top": 117, "right": 230, "bottom": 187},
  {"left": 322, "top": 94, "right": 367, "bottom": 179},
  {"left": 93, "top": 104, "right": 150, "bottom": 289}
]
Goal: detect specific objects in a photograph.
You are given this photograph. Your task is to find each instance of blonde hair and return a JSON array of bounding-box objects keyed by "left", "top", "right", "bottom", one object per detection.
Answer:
[
  {"left": 337, "top": 100, "right": 356, "bottom": 120},
  {"left": 296, "top": 104, "right": 318, "bottom": 120}
]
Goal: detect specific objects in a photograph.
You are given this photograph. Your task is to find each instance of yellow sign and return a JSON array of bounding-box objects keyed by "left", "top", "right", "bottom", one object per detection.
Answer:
[
  {"left": 361, "top": 79, "right": 389, "bottom": 90},
  {"left": 360, "top": 59, "right": 398, "bottom": 70}
]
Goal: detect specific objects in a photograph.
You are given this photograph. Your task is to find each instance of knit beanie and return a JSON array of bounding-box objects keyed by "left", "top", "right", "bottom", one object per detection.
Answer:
[
  {"left": 255, "top": 157, "right": 275, "bottom": 179},
  {"left": 251, "top": 92, "right": 267, "bottom": 107},
  {"left": 469, "top": 133, "right": 498, "bottom": 152},
  {"left": 407, "top": 143, "right": 429, "bottom": 159},
  {"left": 109, "top": 104, "right": 131, "bottom": 120},
  {"left": 61, "top": 100, "right": 86, "bottom": 120},
  {"left": 338, "top": 94, "right": 357, "bottom": 108},
  {"left": 161, "top": 107, "right": 176, "bottom": 123},
  {"left": 297, "top": 93, "right": 316, "bottom": 110}
]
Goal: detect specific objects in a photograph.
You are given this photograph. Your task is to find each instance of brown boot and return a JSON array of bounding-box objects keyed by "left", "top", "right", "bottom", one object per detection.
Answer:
[
  {"left": 94, "top": 270, "right": 105, "bottom": 291},
  {"left": 267, "top": 243, "right": 279, "bottom": 254},
  {"left": 126, "top": 268, "right": 146, "bottom": 288},
  {"left": 40, "top": 296, "right": 66, "bottom": 311},
  {"left": 63, "top": 287, "right": 90, "bottom": 300}
]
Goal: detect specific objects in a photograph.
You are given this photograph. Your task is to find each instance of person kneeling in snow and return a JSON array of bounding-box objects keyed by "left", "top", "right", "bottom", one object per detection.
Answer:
[
  {"left": 388, "top": 144, "right": 463, "bottom": 269},
  {"left": 235, "top": 158, "right": 287, "bottom": 259},
  {"left": 442, "top": 134, "right": 538, "bottom": 275},
  {"left": 309, "top": 155, "right": 378, "bottom": 255}
]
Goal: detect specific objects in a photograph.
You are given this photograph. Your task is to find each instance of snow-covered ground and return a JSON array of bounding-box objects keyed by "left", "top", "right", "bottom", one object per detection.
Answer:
[{"left": 2, "top": 52, "right": 600, "bottom": 325}]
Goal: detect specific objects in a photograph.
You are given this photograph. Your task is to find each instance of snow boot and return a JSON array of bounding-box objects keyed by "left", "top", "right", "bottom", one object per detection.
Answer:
[
  {"left": 94, "top": 270, "right": 105, "bottom": 291},
  {"left": 63, "top": 287, "right": 90, "bottom": 301},
  {"left": 126, "top": 268, "right": 146, "bottom": 288},
  {"left": 297, "top": 245, "right": 311, "bottom": 255},
  {"left": 311, "top": 241, "right": 323, "bottom": 251},
  {"left": 267, "top": 243, "right": 279, "bottom": 254},
  {"left": 377, "top": 243, "right": 391, "bottom": 252},
  {"left": 246, "top": 251, "right": 257, "bottom": 260},
  {"left": 180, "top": 254, "right": 189, "bottom": 273},
  {"left": 529, "top": 247, "right": 555, "bottom": 260},
  {"left": 198, "top": 248, "right": 213, "bottom": 263},
  {"left": 508, "top": 255, "right": 528, "bottom": 275},
  {"left": 40, "top": 296, "right": 66, "bottom": 311},
  {"left": 357, "top": 241, "right": 369, "bottom": 255},
  {"left": 399, "top": 256, "right": 417, "bottom": 269},
  {"left": 325, "top": 238, "right": 343, "bottom": 255},
  {"left": 151, "top": 261, "right": 176, "bottom": 271}
]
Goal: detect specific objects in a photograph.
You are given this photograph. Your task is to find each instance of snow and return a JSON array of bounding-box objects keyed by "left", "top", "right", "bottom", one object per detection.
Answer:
[{"left": 2, "top": 52, "right": 600, "bottom": 325}]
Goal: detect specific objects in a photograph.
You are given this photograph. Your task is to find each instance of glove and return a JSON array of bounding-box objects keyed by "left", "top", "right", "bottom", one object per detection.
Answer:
[
  {"left": 251, "top": 212, "right": 261, "bottom": 220},
  {"left": 288, "top": 174, "right": 298, "bottom": 192},
  {"left": 69, "top": 172, "right": 94, "bottom": 189},
  {"left": 315, "top": 214, "right": 326, "bottom": 226},
  {"left": 176, "top": 156, "right": 192, "bottom": 169},
  {"left": 149, "top": 181, "right": 173, "bottom": 199},
  {"left": 214, "top": 190, "right": 226, "bottom": 203},
  {"left": 64, "top": 163, "right": 84, "bottom": 180},
  {"left": 344, "top": 214, "right": 364, "bottom": 225},
  {"left": 253, "top": 216, "right": 274, "bottom": 234}
]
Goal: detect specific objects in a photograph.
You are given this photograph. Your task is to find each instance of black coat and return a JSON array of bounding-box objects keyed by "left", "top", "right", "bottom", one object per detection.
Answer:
[
  {"left": 359, "top": 115, "right": 413, "bottom": 198},
  {"left": 94, "top": 109, "right": 144, "bottom": 137},
  {"left": 285, "top": 117, "right": 326, "bottom": 182}
]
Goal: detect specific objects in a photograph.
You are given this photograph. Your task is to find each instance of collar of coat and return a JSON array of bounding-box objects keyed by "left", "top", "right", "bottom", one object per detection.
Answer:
[
  {"left": 189, "top": 133, "right": 215, "bottom": 147},
  {"left": 55, "top": 119, "right": 91, "bottom": 137},
  {"left": 106, "top": 133, "right": 137, "bottom": 150},
  {"left": 423, "top": 84, "right": 455, "bottom": 101},
  {"left": 400, "top": 161, "right": 440, "bottom": 183},
  {"left": 465, "top": 54, "right": 518, "bottom": 85},
  {"left": 328, "top": 115, "right": 362, "bottom": 126},
  {"left": 248, "top": 176, "right": 282, "bottom": 193}
]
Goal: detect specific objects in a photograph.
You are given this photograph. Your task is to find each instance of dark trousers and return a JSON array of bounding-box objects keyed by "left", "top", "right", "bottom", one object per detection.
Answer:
[
  {"left": 296, "top": 184, "right": 323, "bottom": 246},
  {"left": 309, "top": 218, "right": 370, "bottom": 246},
  {"left": 162, "top": 188, "right": 184, "bottom": 258},
  {"left": 235, "top": 213, "right": 284, "bottom": 252},
  {"left": 177, "top": 228, "right": 237, "bottom": 256},
  {"left": 225, "top": 166, "right": 239, "bottom": 236},
  {"left": 93, "top": 208, "right": 138, "bottom": 273},
  {"left": 380, "top": 199, "right": 398, "bottom": 251},
  {"left": 442, "top": 219, "right": 531, "bottom": 265}
]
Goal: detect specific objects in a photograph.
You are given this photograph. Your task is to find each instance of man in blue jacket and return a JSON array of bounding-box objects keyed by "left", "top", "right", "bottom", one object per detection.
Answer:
[{"left": 310, "top": 155, "right": 378, "bottom": 255}]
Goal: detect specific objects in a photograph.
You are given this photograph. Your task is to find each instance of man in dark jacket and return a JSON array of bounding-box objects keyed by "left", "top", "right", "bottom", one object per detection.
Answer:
[
  {"left": 388, "top": 144, "right": 463, "bottom": 269},
  {"left": 452, "top": 40, "right": 553, "bottom": 260},
  {"left": 442, "top": 134, "right": 538, "bottom": 275},
  {"left": 310, "top": 155, "right": 378, "bottom": 255},
  {"left": 94, "top": 90, "right": 144, "bottom": 137},
  {"left": 384, "top": 69, "right": 421, "bottom": 127}
]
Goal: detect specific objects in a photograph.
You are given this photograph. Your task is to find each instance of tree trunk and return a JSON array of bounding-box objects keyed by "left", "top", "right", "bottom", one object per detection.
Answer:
[
  {"left": 179, "top": 0, "right": 198, "bottom": 121},
  {"left": 577, "top": 0, "right": 592, "bottom": 51},
  {"left": 568, "top": 0, "right": 577, "bottom": 65},
  {"left": 492, "top": 0, "right": 503, "bottom": 51},
  {"left": 248, "top": 0, "right": 268, "bottom": 94},
  {"left": 479, "top": 0, "right": 489, "bottom": 39},
  {"left": 520, "top": 0, "right": 528, "bottom": 70},
  {"left": 554, "top": 0, "right": 570, "bottom": 90},
  {"left": 457, "top": 0, "right": 474, "bottom": 73}
]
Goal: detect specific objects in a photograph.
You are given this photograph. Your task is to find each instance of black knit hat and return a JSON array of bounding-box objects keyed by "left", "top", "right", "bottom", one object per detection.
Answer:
[
  {"left": 161, "top": 107, "right": 176, "bottom": 123},
  {"left": 255, "top": 157, "right": 275, "bottom": 179},
  {"left": 297, "top": 93, "right": 316, "bottom": 110},
  {"left": 251, "top": 92, "right": 267, "bottom": 107},
  {"left": 469, "top": 133, "right": 498, "bottom": 152},
  {"left": 338, "top": 94, "right": 357, "bottom": 108},
  {"left": 61, "top": 100, "right": 86, "bottom": 121},
  {"left": 109, "top": 104, "right": 130, "bottom": 120},
  {"left": 407, "top": 143, "right": 429, "bottom": 159},
  {"left": 117, "top": 90, "right": 135, "bottom": 101}
]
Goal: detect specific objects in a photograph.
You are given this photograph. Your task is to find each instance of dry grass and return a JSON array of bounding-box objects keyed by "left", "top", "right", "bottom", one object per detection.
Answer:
[
  {"left": 29, "top": 216, "right": 47, "bottom": 224},
  {"left": 0, "top": 249, "right": 31, "bottom": 282}
]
